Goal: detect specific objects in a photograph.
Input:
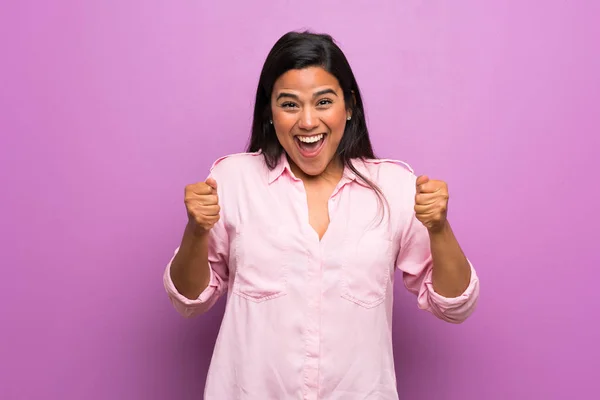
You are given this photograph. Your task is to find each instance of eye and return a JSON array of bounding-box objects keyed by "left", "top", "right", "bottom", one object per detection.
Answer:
[
  {"left": 317, "top": 99, "right": 333, "bottom": 106},
  {"left": 281, "top": 102, "right": 298, "bottom": 109}
]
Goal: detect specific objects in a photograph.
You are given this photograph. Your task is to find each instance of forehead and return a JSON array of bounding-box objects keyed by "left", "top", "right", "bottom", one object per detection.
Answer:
[{"left": 272, "top": 66, "right": 341, "bottom": 94}]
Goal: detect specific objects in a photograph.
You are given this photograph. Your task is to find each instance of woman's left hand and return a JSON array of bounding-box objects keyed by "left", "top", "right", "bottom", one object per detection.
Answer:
[{"left": 414, "top": 175, "right": 450, "bottom": 233}]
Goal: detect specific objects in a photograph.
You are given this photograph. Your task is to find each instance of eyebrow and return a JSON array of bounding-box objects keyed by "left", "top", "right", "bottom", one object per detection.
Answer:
[{"left": 276, "top": 88, "right": 338, "bottom": 101}]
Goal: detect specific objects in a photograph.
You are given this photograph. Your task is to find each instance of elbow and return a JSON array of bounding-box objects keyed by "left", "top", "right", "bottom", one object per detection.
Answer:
[
  {"left": 444, "top": 294, "right": 479, "bottom": 324},
  {"left": 437, "top": 302, "right": 478, "bottom": 324},
  {"left": 165, "top": 281, "right": 227, "bottom": 319},
  {"left": 168, "top": 293, "right": 213, "bottom": 318},
  {"left": 421, "top": 280, "right": 480, "bottom": 324},
  {"left": 178, "top": 303, "right": 209, "bottom": 319},
  {"left": 166, "top": 286, "right": 220, "bottom": 318},
  {"left": 163, "top": 261, "right": 225, "bottom": 318}
]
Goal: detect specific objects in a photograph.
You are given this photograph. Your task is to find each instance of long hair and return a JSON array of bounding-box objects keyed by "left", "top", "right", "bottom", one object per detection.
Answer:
[{"left": 247, "top": 31, "right": 386, "bottom": 212}]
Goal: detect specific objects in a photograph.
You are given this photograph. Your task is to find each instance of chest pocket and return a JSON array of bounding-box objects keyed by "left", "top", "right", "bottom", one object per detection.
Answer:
[
  {"left": 232, "top": 223, "right": 290, "bottom": 302},
  {"left": 338, "top": 227, "right": 395, "bottom": 308}
]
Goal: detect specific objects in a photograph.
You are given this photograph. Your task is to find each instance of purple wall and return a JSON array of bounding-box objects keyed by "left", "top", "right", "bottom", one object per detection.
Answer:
[{"left": 1, "top": 1, "right": 598, "bottom": 399}]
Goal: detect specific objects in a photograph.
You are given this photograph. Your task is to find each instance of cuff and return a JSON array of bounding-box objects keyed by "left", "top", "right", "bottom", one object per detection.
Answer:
[
  {"left": 163, "top": 247, "right": 218, "bottom": 306},
  {"left": 421, "top": 259, "right": 480, "bottom": 321}
]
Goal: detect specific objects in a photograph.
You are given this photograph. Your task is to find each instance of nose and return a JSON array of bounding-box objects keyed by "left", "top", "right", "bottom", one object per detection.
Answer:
[{"left": 298, "top": 108, "right": 318, "bottom": 131}]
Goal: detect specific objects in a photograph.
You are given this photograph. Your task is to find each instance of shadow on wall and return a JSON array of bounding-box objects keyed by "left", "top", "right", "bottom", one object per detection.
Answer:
[
  {"left": 152, "top": 297, "right": 226, "bottom": 399},
  {"left": 180, "top": 300, "right": 225, "bottom": 397},
  {"left": 392, "top": 286, "right": 444, "bottom": 393}
]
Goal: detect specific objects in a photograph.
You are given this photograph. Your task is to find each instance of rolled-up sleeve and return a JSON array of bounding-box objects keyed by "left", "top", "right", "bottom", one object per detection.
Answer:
[
  {"left": 163, "top": 247, "right": 228, "bottom": 318},
  {"left": 396, "top": 212, "right": 480, "bottom": 324},
  {"left": 415, "top": 258, "right": 479, "bottom": 323}
]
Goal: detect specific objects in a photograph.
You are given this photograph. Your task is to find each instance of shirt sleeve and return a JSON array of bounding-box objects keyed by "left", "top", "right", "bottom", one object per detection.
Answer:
[
  {"left": 163, "top": 174, "right": 230, "bottom": 318},
  {"left": 395, "top": 208, "right": 480, "bottom": 324}
]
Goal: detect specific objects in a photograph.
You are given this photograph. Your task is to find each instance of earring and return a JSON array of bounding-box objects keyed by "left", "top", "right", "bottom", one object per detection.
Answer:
[
  {"left": 269, "top": 120, "right": 273, "bottom": 124},
  {"left": 347, "top": 116, "right": 351, "bottom": 120}
]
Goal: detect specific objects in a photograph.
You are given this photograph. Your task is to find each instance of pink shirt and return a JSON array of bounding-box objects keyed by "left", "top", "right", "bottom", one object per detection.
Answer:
[{"left": 163, "top": 151, "right": 480, "bottom": 399}]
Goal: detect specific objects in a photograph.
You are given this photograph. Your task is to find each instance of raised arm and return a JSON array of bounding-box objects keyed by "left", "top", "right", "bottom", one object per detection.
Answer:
[
  {"left": 163, "top": 177, "right": 230, "bottom": 317},
  {"left": 396, "top": 174, "right": 480, "bottom": 323}
]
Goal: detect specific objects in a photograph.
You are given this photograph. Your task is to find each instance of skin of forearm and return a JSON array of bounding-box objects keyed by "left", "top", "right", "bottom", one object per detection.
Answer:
[
  {"left": 429, "top": 222, "right": 471, "bottom": 298},
  {"left": 170, "top": 222, "right": 212, "bottom": 300}
]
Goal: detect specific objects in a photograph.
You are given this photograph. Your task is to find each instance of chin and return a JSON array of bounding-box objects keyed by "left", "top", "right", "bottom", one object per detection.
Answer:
[
  {"left": 292, "top": 153, "right": 334, "bottom": 177},
  {"left": 299, "top": 164, "right": 327, "bottom": 176}
]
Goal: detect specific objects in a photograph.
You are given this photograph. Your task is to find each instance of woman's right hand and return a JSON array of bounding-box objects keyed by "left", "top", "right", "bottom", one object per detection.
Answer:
[{"left": 184, "top": 178, "right": 220, "bottom": 235}]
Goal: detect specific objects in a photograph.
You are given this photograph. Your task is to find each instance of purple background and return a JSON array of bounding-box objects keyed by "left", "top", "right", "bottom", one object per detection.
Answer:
[{"left": 1, "top": 1, "right": 599, "bottom": 399}]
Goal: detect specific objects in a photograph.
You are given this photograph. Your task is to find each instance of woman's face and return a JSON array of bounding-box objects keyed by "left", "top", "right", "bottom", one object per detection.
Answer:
[{"left": 271, "top": 66, "right": 350, "bottom": 178}]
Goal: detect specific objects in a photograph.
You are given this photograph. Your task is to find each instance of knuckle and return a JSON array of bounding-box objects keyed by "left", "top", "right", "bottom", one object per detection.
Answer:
[
  {"left": 191, "top": 182, "right": 209, "bottom": 192},
  {"left": 185, "top": 192, "right": 197, "bottom": 201},
  {"left": 185, "top": 183, "right": 199, "bottom": 192},
  {"left": 185, "top": 202, "right": 195, "bottom": 213}
]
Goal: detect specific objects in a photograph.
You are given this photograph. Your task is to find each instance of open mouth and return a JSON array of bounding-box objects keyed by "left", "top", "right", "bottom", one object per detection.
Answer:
[{"left": 294, "top": 133, "right": 327, "bottom": 158}]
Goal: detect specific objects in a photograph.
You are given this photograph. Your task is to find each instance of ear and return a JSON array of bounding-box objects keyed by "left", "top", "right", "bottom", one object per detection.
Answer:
[{"left": 347, "top": 90, "right": 357, "bottom": 120}]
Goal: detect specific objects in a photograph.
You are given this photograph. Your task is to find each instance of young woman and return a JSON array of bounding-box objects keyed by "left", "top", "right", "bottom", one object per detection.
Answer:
[{"left": 164, "top": 31, "right": 480, "bottom": 400}]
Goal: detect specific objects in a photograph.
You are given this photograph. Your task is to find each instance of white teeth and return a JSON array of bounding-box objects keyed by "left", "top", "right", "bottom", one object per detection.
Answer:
[{"left": 297, "top": 134, "right": 324, "bottom": 143}]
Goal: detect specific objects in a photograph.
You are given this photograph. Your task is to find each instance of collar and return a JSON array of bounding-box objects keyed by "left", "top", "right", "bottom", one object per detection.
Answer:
[
  {"left": 266, "top": 151, "right": 292, "bottom": 184},
  {"left": 266, "top": 151, "right": 372, "bottom": 188},
  {"left": 341, "top": 158, "right": 372, "bottom": 188}
]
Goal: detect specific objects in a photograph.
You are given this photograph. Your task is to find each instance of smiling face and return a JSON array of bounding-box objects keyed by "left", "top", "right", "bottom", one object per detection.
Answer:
[{"left": 271, "top": 66, "right": 351, "bottom": 178}]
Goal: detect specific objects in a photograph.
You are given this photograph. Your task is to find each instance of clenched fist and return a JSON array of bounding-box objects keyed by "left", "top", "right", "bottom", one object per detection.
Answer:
[
  {"left": 414, "top": 175, "right": 449, "bottom": 233},
  {"left": 184, "top": 178, "right": 220, "bottom": 235}
]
